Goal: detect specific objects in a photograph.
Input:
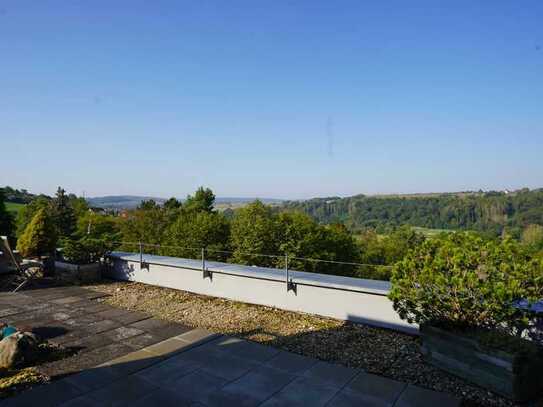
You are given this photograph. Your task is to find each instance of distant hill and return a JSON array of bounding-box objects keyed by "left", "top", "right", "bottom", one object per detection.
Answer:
[
  {"left": 86, "top": 195, "right": 283, "bottom": 210},
  {"left": 283, "top": 188, "right": 543, "bottom": 237}
]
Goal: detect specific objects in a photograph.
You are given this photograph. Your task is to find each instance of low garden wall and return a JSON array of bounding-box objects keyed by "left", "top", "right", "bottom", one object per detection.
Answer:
[{"left": 106, "top": 251, "right": 417, "bottom": 334}]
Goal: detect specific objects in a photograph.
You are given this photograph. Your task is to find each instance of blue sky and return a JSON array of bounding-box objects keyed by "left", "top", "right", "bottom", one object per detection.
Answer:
[{"left": 1, "top": 1, "right": 542, "bottom": 199}]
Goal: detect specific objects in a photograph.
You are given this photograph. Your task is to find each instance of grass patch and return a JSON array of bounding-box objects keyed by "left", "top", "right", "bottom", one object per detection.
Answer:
[
  {"left": 412, "top": 226, "right": 456, "bottom": 237},
  {"left": 5, "top": 202, "right": 24, "bottom": 215}
]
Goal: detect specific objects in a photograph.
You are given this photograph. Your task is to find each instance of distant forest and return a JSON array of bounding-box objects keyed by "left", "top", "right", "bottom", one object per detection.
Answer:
[{"left": 283, "top": 189, "right": 543, "bottom": 237}]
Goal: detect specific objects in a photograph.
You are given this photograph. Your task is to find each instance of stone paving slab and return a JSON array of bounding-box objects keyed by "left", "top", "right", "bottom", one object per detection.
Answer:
[
  {"left": 2, "top": 287, "right": 461, "bottom": 406},
  {"left": 0, "top": 286, "right": 191, "bottom": 379}
]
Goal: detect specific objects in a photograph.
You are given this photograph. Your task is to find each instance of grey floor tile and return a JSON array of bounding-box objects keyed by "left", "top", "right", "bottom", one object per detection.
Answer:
[
  {"left": 86, "top": 374, "right": 159, "bottom": 406},
  {"left": 63, "top": 365, "right": 124, "bottom": 392},
  {"left": 58, "top": 395, "right": 106, "bottom": 406},
  {"left": 3, "top": 380, "right": 83, "bottom": 407},
  {"left": 141, "top": 337, "right": 193, "bottom": 357},
  {"left": 63, "top": 331, "right": 114, "bottom": 352},
  {"left": 110, "top": 310, "right": 150, "bottom": 325},
  {"left": 175, "top": 328, "right": 219, "bottom": 345},
  {"left": 168, "top": 370, "right": 228, "bottom": 403},
  {"left": 345, "top": 371, "right": 405, "bottom": 405},
  {"left": 85, "top": 318, "right": 122, "bottom": 334},
  {"left": 129, "top": 317, "right": 172, "bottom": 331},
  {"left": 127, "top": 388, "right": 193, "bottom": 406},
  {"left": 124, "top": 332, "right": 163, "bottom": 350},
  {"left": 104, "top": 326, "right": 146, "bottom": 341},
  {"left": 394, "top": 384, "right": 460, "bottom": 407},
  {"left": 260, "top": 376, "right": 339, "bottom": 407},
  {"left": 205, "top": 365, "right": 296, "bottom": 407},
  {"left": 180, "top": 345, "right": 260, "bottom": 381},
  {"left": 51, "top": 296, "right": 85, "bottom": 305},
  {"left": 149, "top": 322, "right": 191, "bottom": 340},
  {"left": 265, "top": 351, "right": 319, "bottom": 374},
  {"left": 103, "top": 349, "right": 164, "bottom": 376},
  {"left": 326, "top": 388, "right": 390, "bottom": 407},
  {"left": 135, "top": 354, "right": 201, "bottom": 386},
  {"left": 303, "top": 361, "right": 360, "bottom": 388},
  {"left": 212, "top": 337, "right": 281, "bottom": 363}
]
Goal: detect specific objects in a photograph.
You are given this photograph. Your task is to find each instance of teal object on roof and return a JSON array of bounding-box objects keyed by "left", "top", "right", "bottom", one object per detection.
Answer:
[{"left": 1, "top": 326, "right": 17, "bottom": 339}]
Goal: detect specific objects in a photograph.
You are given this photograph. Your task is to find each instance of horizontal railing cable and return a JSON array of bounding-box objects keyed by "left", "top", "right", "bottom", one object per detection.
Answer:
[{"left": 109, "top": 240, "right": 393, "bottom": 269}]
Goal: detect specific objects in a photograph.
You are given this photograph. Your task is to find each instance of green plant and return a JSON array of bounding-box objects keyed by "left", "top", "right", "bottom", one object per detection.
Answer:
[
  {"left": 61, "top": 237, "right": 110, "bottom": 264},
  {"left": 389, "top": 232, "right": 543, "bottom": 334},
  {"left": 16, "top": 208, "right": 57, "bottom": 258}
]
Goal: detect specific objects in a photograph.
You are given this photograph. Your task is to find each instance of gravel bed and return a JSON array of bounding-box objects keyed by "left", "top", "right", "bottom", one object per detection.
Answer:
[{"left": 87, "top": 280, "right": 519, "bottom": 407}]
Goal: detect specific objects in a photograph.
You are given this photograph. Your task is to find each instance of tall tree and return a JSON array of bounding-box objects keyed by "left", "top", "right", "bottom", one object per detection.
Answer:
[
  {"left": 16, "top": 208, "right": 57, "bottom": 257},
  {"left": 165, "top": 211, "right": 230, "bottom": 260},
  {"left": 119, "top": 206, "right": 173, "bottom": 252},
  {"left": 50, "top": 187, "right": 76, "bottom": 238},
  {"left": 138, "top": 199, "right": 158, "bottom": 210},
  {"left": 16, "top": 196, "right": 51, "bottom": 237},
  {"left": 164, "top": 197, "right": 182, "bottom": 210},
  {"left": 184, "top": 187, "right": 215, "bottom": 213},
  {"left": 230, "top": 200, "right": 279, "bottom": 267}
]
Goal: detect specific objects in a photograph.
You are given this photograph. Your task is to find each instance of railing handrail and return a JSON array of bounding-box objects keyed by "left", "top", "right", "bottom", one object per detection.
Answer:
[{"left": 110, "top": 240, "right": 393, "bottom": 269}]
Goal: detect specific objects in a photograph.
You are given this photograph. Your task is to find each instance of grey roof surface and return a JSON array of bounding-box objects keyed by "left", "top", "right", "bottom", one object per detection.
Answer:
[{"left": 109, "top": 251, "right": 391, "bottom": 296}]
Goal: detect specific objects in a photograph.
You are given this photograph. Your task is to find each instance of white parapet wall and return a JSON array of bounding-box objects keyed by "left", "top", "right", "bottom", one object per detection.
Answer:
[{"left": 106, "top": 252, "right": 417, "bottom": 334}]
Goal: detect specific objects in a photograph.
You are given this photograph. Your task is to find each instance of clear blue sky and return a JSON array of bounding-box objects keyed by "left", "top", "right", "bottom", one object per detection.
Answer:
[{"left": 1, "top": 1, "right": 542, "bottom": 199}]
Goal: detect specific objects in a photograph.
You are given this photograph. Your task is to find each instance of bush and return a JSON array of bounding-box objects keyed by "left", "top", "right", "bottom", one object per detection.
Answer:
[
  {"left": 61, "top": 237, "right": 111, "bottom": 264},
  {"left": 389, "top": 232, "right": 543, "bottom": 334},
  {"left": 16, "top": 208, "right": 57, "bottom": 258}
]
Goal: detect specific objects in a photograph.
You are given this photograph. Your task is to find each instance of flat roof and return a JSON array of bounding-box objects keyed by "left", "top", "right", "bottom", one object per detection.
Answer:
[{"left": 108, "top": 251, "right": 391, "bottom": 296}]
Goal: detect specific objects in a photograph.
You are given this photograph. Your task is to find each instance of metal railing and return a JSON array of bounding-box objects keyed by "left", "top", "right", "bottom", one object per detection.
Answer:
[{"left": 107, "top": 240, "right": 393, "bottom": 293}]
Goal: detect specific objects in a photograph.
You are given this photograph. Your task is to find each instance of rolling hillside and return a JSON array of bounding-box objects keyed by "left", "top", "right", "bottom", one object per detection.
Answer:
[{"left": 283, "top": 189, "right": 543, "bottom": 236}]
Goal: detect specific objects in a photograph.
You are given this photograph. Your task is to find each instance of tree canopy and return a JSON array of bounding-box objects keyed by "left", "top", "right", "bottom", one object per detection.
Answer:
[
  {"left": 184, "top": 187, "right": 215, "bottom": 213},
  {"left": 16, "top": 208, "right": 57, "bottom": 257},
  {"left": 283, "top": 189, "right": 543, "bottom": 237}
]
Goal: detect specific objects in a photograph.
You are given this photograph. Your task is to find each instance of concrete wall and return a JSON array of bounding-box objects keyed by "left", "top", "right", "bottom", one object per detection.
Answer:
[{"left": 106, "top": 252, "right": 417, "bottom": 335}]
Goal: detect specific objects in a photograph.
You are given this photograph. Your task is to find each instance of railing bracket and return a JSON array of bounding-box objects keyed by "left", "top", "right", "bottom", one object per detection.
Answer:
[{"left": 287, "top": 279, "right": 297, "bottom": 294}]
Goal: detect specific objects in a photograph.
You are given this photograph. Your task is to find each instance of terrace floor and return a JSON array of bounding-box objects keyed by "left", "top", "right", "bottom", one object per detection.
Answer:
[{"left": 0, "top": 286, "right": 460, "bottom": 406}]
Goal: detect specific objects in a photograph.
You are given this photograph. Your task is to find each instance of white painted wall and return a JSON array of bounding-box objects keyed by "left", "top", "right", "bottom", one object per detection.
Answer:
[{"left": 106, "top": 252, "right": 417, "bottom": 334}]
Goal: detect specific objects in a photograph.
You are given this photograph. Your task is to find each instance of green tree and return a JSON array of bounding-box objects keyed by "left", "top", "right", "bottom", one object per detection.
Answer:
[
  {"left": 165, "top": 211, "right": 230, "bottom": 260},
  {"left": 316, "top": 223, "right": 360, "bottom": 276},
  {"left": 275, "top": 213, "right": 359, "bottom": 275},
  {"left": 230, "top": 200, "right": 279, "bottom": 267},
  {"left": 68, "top": 195, "right": 90, "bottom": 218},
  {"left": 389, "top": 232, "right": 543, "bottom": 332},
  {"left": 184, "top": 187, "right": 215, "bottom": 213},
  {"left": 0, "top": 191, "right": 14, "bottom": 239},
  {"left": 164, "top": 197, "right": 182, "bottom": 210},
  {"left": 16, "top": 208, "right": 57, "bottom": 257},
  {"left": 16, "top": 196, "right": 51, "bottom": 237},
  {"left": 521, "top": 224, "right": 543, "bottom": 253},
  {"left": 76, "top": 211, "right": 120, "bottom": 241},
  {"left": 138, "top": 199, "right": 158, "bottom": 210},
  {"left": 119, "top": 206, "right": 173, "bottom": 253},
  {"left": 50, "top": 187, "right": 76, "bottom": 238}
]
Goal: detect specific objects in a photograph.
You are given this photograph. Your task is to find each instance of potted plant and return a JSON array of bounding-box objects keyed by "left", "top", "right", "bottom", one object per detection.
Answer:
[
  {"left": 389, "top": 232, "right": 543, "bottom": 402},
  {"left": 55, "top": 237, "right": 110, "bottom": 283}
]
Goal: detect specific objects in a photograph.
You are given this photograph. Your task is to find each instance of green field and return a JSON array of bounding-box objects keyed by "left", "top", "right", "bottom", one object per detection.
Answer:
[
  {"left": 5, "top": 202, "right": 25, "bottom": 214},
  {"left": 412, "top": 226, "right": 456, "bottom": 237}
]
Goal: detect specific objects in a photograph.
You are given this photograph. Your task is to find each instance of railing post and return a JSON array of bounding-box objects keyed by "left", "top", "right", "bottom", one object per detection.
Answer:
[
  {"left": 139, "top": 241, "right": 143, "bottom": 268},
  {"left": 202, "top": 247, "right": 211, "bottom": 279},
  {"left": 285, "top": 253, "right": 289, "bottom": 292},
  {"left": 285, "top": 253, "right": 296, "bottom": 294}
]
